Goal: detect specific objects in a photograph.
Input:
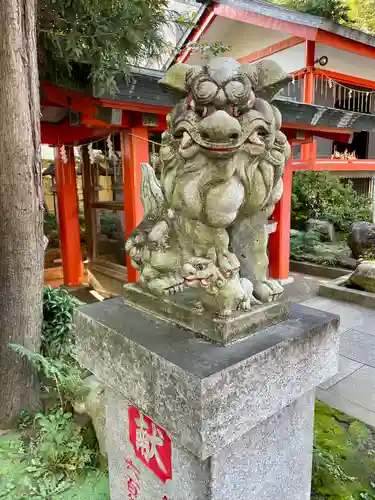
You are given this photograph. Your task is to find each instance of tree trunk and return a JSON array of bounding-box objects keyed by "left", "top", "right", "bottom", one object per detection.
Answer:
[{"left": 0, "top": 0, "right": 43, "bottom": 427}]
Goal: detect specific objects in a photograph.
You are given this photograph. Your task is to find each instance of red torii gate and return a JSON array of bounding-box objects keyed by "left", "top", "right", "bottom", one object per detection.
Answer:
[
  {"left": 41, "top": 80, "right": 371, "bottom": 289},
  {"left": 41, "top": 81, "right": 169, "bottom": 285}
]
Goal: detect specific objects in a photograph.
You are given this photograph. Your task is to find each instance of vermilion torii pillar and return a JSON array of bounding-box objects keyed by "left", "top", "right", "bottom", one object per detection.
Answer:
[
  {"left": 54, "top": 146, "right": 83, "bottom": 286},
  {"left": 121, "top": 128, "right": 149, "bottom": 283},
  {"left": 268, "top": 151, "right": 293, "bottom": 281},
  {"left": 301, "top": 40, "right": 316, "bottom": 162},
  {"left": 269, "top": 41, "right": 316, "bottom": 281}
]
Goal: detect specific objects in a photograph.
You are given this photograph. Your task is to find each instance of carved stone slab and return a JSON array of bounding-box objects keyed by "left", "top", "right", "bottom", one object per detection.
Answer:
[{"left": 123, "top": 283, "right": 289, "bottom": 345}]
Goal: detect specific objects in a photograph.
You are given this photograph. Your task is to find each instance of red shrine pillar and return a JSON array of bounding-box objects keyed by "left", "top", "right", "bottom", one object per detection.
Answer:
[
  {"left": 302, "top": 40, "right": 316, "bottom": 162},
  {"left": 269, "top": 150, "right": 293, "bottom": 281},
  {"left": 121, "top": 128, "right": 149, "bottom": 283},
  {"left": 54, "top": 146, "right": 83, "bottom": 286}
]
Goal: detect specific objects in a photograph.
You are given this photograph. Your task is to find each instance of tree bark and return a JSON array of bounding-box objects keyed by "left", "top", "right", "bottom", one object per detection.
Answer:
[{"left": 0, "top": 0, "right": 43, "bottom": 427}]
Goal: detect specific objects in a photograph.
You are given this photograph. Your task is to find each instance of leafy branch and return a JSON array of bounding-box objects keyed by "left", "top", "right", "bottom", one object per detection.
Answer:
[{"left": 37, "top": 0, "right": 197, "bottom": 94}]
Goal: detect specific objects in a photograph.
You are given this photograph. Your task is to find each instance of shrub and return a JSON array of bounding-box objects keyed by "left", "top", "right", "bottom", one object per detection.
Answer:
[
  {"left": 10, "top": 345, "right": 89, "bottom": 411},
  {"left": 42, "top": 286, "right": 83, "bottom": 359},
  {"left": 32, "top": 410, "right": 93, "bottom": 474},
  {"left": 290, "top": 230, "right": 343, "bottom": 265},
  {"left": 290, "top": 230, "right": 321, "bottom": 259},
  {"left": 292, "top": 172, "right": 372, "bottom": 232},
  {"left": 43, "top": 212, "right": 86, "bottom": 245},
  {"left": 7, "top": 286, "right": 102, "bottom": 499},
  {"left": 43, "top": 212, "right": 58, "bottom": 235},
  {"left": 277, "top": 0, "right": 350, "bottom": 22},
  {"left": 99, "top": 211, "right": 123, "bottom": 239}
]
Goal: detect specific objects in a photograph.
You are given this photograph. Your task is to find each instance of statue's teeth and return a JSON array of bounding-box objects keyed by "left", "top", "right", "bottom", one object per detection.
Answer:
[{"left": 181, "top": 132, "right": 193, "bottom": 149}]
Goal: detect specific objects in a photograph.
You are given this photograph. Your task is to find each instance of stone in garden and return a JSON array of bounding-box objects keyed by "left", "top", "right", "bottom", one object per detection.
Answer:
[
  {"left": 338, "top": 255, "right": 358, "bottom": 270},
  {"left": 348, "top": 221, "right": 375, "bottom": 259},
  {"left": 348, "top": 261, "right": 375, "bottom": 293},
  {"left": 306, "top": 219, "right": 336, "bottom": 242}
]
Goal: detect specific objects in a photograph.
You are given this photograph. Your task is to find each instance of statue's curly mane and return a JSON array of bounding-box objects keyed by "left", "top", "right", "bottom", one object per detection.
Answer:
[{"left": 160, "top": 101, "right": 290, "bottom": 221}]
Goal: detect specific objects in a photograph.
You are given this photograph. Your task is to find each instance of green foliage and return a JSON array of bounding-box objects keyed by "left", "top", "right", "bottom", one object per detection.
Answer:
[
  {"left": 312, "top": 401, "right": 375, "bottom": 499},
  {"left": 43, "top": 212, "right": 58, "bottom": 236},
  {"left": 11, "top": 285, "right": 86, "bottom": 410},
  {"left": 0, "top": 418, "right": 105, "bottom": 499},
  {"left": 9, "top": 345, "right": 89, "bottom": 410},
  {"left": 271, "top": 0, "right": 350, "bottom": 23},
  {"left": 290, "top": 230, "right": 321, "bottom": 258},
  {"left": 37, "top": 0, "right": 186, "bottom": 94},
  {"left": 186, "top": 41, "right": 232, "bottom": 61},
  {"left": 271, "top": 0, "right": 375, "bottom": 34},
  {"left": 42, "top": 286, "right": 83, "bottom": 359},
  {"left": 5, "top": 285, "right": 106, "bottom": 499},
  {"left": 290, "top": 230, "right": 342, "bottom": 265},
  {"left": 347, "top": 0, "right": 375, "bottom": 34},
  {"left": 99, "top": 211, "right": 122, "bottom": 240},
  {"left": 292, "top": 172, "right": 372, "bottom": 232},
  {"left": 32, "top": 410, "right": 93, "bottom": 474},
  {"left": 79, "top": 212, "right": 86, "bottom": 244}
]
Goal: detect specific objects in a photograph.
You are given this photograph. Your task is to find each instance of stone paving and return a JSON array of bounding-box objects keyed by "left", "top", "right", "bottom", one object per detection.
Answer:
[{"left": 300, "top": 295, "right": 375, "bottom": 427}]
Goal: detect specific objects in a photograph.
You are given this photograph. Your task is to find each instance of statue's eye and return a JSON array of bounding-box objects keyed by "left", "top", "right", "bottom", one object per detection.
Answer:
[
  {"left": 225, "top": 79, "right": 250, "bottom": 104},
  {"left": 193, "top": 79, "right": 218, "bottom": 104},
  {"left": 258, "top": 127, "right": 269, "bottom": 138},
  {"left": 195, "top": 263, "right": 205, "bottom": 271},
  {"left": 195, "top": 105, "right": 208, "bottom": 118}
]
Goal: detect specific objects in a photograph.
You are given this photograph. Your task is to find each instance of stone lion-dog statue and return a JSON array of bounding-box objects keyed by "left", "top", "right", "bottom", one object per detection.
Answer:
[{"left": 126, "top": 57, "right": 291, "bottom": 317}]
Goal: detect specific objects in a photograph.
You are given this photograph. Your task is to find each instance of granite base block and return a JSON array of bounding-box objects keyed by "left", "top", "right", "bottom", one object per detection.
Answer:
[
  {"left": 106, "top": 389, "right": 315, "bottom": 500},
  {"left": 75, "top": 297, "right": 340, "bottom": 499},
  {"left": 123, "top": 283, "right": 289, "bottom": 345}
]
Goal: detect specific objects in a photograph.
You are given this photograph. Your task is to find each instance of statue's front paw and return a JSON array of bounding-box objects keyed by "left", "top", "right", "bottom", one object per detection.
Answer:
[
  {"left": 238, "top": 298, "right": 251, "bottom": 312},
  {"left": 254, "top": 279, "right": 284, "bottom": 303}
]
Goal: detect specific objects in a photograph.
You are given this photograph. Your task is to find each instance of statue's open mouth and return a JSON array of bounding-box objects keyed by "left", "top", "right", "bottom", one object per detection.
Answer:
[
  {"left": 183, "top": 275, "right": 214, "bottom": 288},
  {"left": 201, "top": 144, "right": 239, "bottom": 153},
  {"left": 177, "top": 128, "right": 243, "bottom": 157}
]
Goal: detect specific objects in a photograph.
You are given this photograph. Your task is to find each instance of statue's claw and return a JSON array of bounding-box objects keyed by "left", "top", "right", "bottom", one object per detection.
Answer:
[
  {"left": 238, "top": 298, "right": 252, "bottom": 311},
  {"left": 192, "top": 300, "right": 204, "bottom": 313},
  {"left": 168, "top": 283, "right": 184, "bottom": 295},
  {"left": 253, "top": 279, "right": 284, "bottom": 303},
  {"left": 251, "top": 295, "right": 262, "bottom": 306}
]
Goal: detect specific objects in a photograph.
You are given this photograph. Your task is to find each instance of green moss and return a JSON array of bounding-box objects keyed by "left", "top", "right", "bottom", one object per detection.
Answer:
[{"left": 313, "top": 401, "right": 375, "bottom": 499}]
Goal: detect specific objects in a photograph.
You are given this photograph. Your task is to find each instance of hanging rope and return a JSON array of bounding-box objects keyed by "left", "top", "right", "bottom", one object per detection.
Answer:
[
  {"left": 317, "top": 70, "right": 375, "bottom": 95},
  {"left": 283, "top": 70, "right": 375, "bottom": 114}
]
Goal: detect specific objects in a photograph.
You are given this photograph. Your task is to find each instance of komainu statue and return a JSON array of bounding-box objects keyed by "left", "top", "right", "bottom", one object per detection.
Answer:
[{"left": 125, "top": 57, "right": 291, "bottom": 329}]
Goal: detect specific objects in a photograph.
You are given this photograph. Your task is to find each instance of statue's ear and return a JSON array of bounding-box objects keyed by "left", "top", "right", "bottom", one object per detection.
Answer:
[
  {"left": 158, "top": 64, "right": 195, "bottom": 96},
  {"left": 241, "top": 60, "right": 292, "bottom": 101}
]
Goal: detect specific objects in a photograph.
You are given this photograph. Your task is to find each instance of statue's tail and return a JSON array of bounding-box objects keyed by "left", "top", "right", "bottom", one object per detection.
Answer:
[{"left": 140, "top": 163, "right": 165, "bottom": 218}]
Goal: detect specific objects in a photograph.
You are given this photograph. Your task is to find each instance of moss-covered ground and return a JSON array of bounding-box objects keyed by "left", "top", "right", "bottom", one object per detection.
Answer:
[{"left": 312, "top": 401, "right": 375, "bottom": 500}]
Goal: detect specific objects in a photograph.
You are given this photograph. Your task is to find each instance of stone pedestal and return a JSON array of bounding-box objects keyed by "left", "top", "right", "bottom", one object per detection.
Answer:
[{"left": 75, "top": 297, "right": 339, "bottom": 500}]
